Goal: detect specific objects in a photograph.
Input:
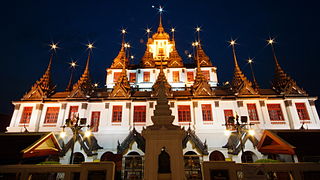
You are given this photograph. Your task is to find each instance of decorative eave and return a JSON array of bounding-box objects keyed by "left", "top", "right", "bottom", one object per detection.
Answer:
[
  {"left": 182, "top": 127, "right": 208, "bottom": 155},
  {"left": 69, "top": 54, "right": 93, "bottom": 98},
  {"left": 21, "top": 132, "right": 61, "bottom": 158},
  {"left": 110, "top": 43, "right": 128, "bottom": 69},
  {"left": 59, "top": 131, "right": 102, "bottom": 157},
  {"left": 167, "top": 41, "right": 183, "bottom": 68},
  {"left": 117, "top": 128, "right": 145, "bottom": 154},
  {"left": 22, "top": 56, "right": 56, "bottom": 100}
]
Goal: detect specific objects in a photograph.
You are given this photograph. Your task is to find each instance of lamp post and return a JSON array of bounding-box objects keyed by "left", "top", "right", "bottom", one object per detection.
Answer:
[
  {"left": 60, "top": 113, "right": 91, "bottom": 164},
  {"left": 224, "top": 114, "right": 255, "bottom": 162}
]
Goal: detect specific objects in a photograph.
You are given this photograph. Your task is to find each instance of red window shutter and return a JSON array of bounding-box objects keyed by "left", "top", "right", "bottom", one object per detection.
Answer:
[
  {"left": 143, "top": 72, "right": 150, "bottom": 82},
  {"left": 20, "top": 107, "right": 33, "bottom": 124},
  {"left": 91, "top": 111, "right": 100, "bottom": 132},
  {"left": 295, "top": 103, "right": 310, "bottom": 120},
  {"left": 68, "top": 106, "right": 79, "bottom": 119},
  {"left": 112, "top": 106, "right": 122, "bottom": 122},
  {"left": 201, "top": 70, "right": 210, "bottom": 80},
  {"left": 187, "top": 72, "right": 194, "bottom": 82},
  {"left": 178, "top": 105, "right": 191, "bottom": 122},
  {"left": 133, "top": 106, "right": 146, "bottom": 123},
  {"left": 202, "top": 104, "right": 213, "bottom": 121},
  {"left": 113, "top": 72, "right": 121, "bottom": 82},
  {"left": 267, "top": 104, "right": 285, "bottom": 122},
  {"left": 224, "top": 110, "right": 233, "bottom": 123},
  {"left": 129, "top": 73, "right": 136, "bottom": 83},
  {"left": 247, "top": 104, "right": 259, "bottom": 123},
  {"left": 44, "top": 107, "right": 60, "bottom": 124},
  {"left": 173, "top": 71, "right": 180, "bottom": 82}
]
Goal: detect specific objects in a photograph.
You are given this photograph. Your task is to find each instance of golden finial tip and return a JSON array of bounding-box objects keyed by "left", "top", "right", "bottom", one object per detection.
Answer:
[
  {"left": 230, "top": 40, "right": 236, "bottom": 46},
  {"left": 171, "top": 28, "right": 175, "bottom": 32},
  {"left": 146, "top": 28, "right": 151, "bottom": 33},
  {"left": 70, "top": 61, "right": 77, "bottom": 68},
  {"left": 50, "top": 43, "right": 58, "bottom": 50},
  {"left": 87, "top": 43, "right": 94, "bottom": 49},
  {"left": 159, "top": 6, "right": 163, "bottom": 13},
  {"left": 268, "top": 39, "right": 274, "bottom": 44},
  {"left": 248, "top": 58, "right": 253, "bottom": 63},
  {"left": 94, "top": 83, "right": 98, "bottom": 87},
  {"left": 196, "top": 27, "right": 201, "bottom": 32},
  {"left": 121, "top": 29, "right": 126, "bottom": 34},
  {"left": 130, "top": 55, "right": 134, "bottom": 59},
  {"left": 188, "top": 54, "right": 192, "bottom": 58}
]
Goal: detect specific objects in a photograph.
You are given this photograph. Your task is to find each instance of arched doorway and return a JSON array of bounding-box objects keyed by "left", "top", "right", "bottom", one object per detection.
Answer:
[
  {"left": 184, "top": 151, "right": 202, "bottom": 180},
  {"left": 209, "top": 151, "right": 225, "bottom": 161},
  {"left": 241, "top": 151, "right": 257, "bottom": 163},
  {"left": 73, "top": 152, "right": 85, "bottom": 164},
  {"left": 158, "top": 148, "right": 171, "bottom": 174},
  {"left": 124, "top": 151, "right": 143, "bottom": 180}
]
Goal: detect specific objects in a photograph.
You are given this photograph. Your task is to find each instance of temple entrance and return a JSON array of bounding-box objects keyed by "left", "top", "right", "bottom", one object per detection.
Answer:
[
  {"left": 72, "top": 152, "right": 84, "bottom": 164},
  {"left": 209, "top": 151, "right": 225, "bottom": 161},
  {"left": 184, "top": 151, "right": 202, "bottom": 180},
  {"left": 123, "top": 151, "right": 143, "bottom": 180}
]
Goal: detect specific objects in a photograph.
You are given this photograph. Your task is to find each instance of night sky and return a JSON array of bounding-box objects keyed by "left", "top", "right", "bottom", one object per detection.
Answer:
[{"left": 1, "top": 0, "right": 320, "bottom": 115}]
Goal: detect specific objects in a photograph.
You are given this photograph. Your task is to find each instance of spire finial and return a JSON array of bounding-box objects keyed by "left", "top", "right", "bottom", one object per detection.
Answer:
[
  {"left": 248, "top": 58, "right": 259, "bottom": 89},
  {"left": 84, "top": 43, "right": 94, "bottom": 76},
  {"left": 121, "top": 29, "right": 127, "bottom": 44},
  {"left": 196, "top": 27, "right": 201, "bottom": 43},
  {"left": 146, "top": 28, "right": 151, "bottom": 39},
  {"left": 66, "top": 61, "right": 77, "bottom": 91},
  {"left": 267, "top": 38, "right": 281, "bottom": 69},
  {"left": 229, "top": 39, "right": 239, "bottom": 68},
  {"left": 171, "top": 28, "right": 175, "bottom": 40}
]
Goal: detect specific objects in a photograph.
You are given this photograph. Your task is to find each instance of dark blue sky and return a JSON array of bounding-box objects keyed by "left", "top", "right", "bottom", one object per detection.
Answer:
[{"left": 1, "top": 0, "right": 320, "bottom": 114}]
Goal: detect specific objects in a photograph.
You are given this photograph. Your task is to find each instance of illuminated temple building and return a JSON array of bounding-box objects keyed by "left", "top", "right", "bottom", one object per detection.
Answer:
[{"left": 5, "top": 12, "right": 320, "bottom": 179}]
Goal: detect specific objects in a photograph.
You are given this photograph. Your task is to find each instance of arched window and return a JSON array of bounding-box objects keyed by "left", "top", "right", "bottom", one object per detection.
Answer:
[
  {"left": 241, "top": 151, "right": 257, "bottom": 163},
  {"left": 100, "top": 151, "right": 115, "bottom": 161},
  {"left": 184, "top": 151, "right": 202, "bottom": 179},
  {"left": 73, "top": 152, "right": 85, "bottom": 164},
  {"left": 209, "top": 151, "right": 225, "bottom": 161},
  {"left": 158, "top": 148, "right": 171, "bottom": 174}
]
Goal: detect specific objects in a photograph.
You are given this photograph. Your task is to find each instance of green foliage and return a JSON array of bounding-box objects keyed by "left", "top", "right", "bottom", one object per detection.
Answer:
[
  {"left": 37, "top": 161, "right": 61, "bottom": 165},
  {"left": 254, "top": 159, "right": 280, "bottom": 163}
]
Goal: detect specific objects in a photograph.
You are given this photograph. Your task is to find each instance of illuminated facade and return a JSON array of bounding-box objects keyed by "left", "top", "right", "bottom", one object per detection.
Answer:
[{"left": 6, "top": 13, "right": 320, "bottom": 179}]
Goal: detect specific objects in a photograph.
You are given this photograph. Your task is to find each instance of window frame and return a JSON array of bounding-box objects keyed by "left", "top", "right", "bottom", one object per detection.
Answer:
[
  {"left": 178, "top": 105, "right": 191, "bottom": 122},
  {"left": 295, "top": 103, "right": 310, "bottom": 121},
  {"left": 143, "top": 71, "right": 150, "bottom": 82},
  {"left": 90, "top": 111, "right": 100, "bottom": 132},
  {"left": 187, "top": 72, "right": 194, "bottom": 82},
  {"left": 112, "top": 105, "right": 122, "bottom": 123},
  {"left": 129, "top": 72, "right": 136, "bottom": 83},
  {"left": 20, "top": 107, "right": 33, "bottom": 124},
  {"left": 113, "top": 72, "right": 121, "bottom": 82},
  {"left": 247, "top": 103, "right": 259, "bottom": 123},
  {"left": 202, "top": 104, "right": 213, "bottom": 122},
  {"left": 133, "top": 106, "right": 147, "bottom": 123},
  {"left": 267, "top": 104, "right": 285, "bottom": 124},
  {"left": 44, "top": 107, "right": 60, "bottom": 124},
  {"left": 172, "top": 71, "right": 180, "bottom": 82}
]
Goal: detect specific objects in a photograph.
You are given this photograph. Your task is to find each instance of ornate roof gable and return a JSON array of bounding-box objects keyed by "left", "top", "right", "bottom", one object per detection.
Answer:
[
  {"left": 69, "top": 53, "right": 93, "bottom": 98},
  {"left": 182, "top": 127, "right": 209, "bottom": 155},
  {"left": 269, "top": 43, "right": 306, "bottom": 95},
  {"left": 192, "top": 47, "right": 214, "bottom": 97},
  {"left": 110, "top": 43, "right": 128, "bottom": 69},
  {"left": 230, "top": 41, "right": 258, "bottom": 95},
  {"left": 196, "top": 45, "right": 212, "bottom": 67},
  {"left": 151, "top": 63, "right": 172, "bottom": 98},
  {"left": 117, "top": 128, "right": 145, "bottom": 154},
  {"left": 23, "top": 55, "right": 56, "bottom": 100},
  {"left": 167, "top": 41, "right": 183, "bottom": 68},
  {"left": 141, "top": 39, "right": 156, "bottom": 68},
  {"left": 109, "top": 68, "right": 131, "bottom": 98}
]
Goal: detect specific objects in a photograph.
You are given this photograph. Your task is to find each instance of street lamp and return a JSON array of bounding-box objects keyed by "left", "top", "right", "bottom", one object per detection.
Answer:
[
  {"left": 224, "top": 114, "right": 255, "bottom": 162},
  {"left": 60, "top": 113, "right": 91, "bottom": 164}
]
